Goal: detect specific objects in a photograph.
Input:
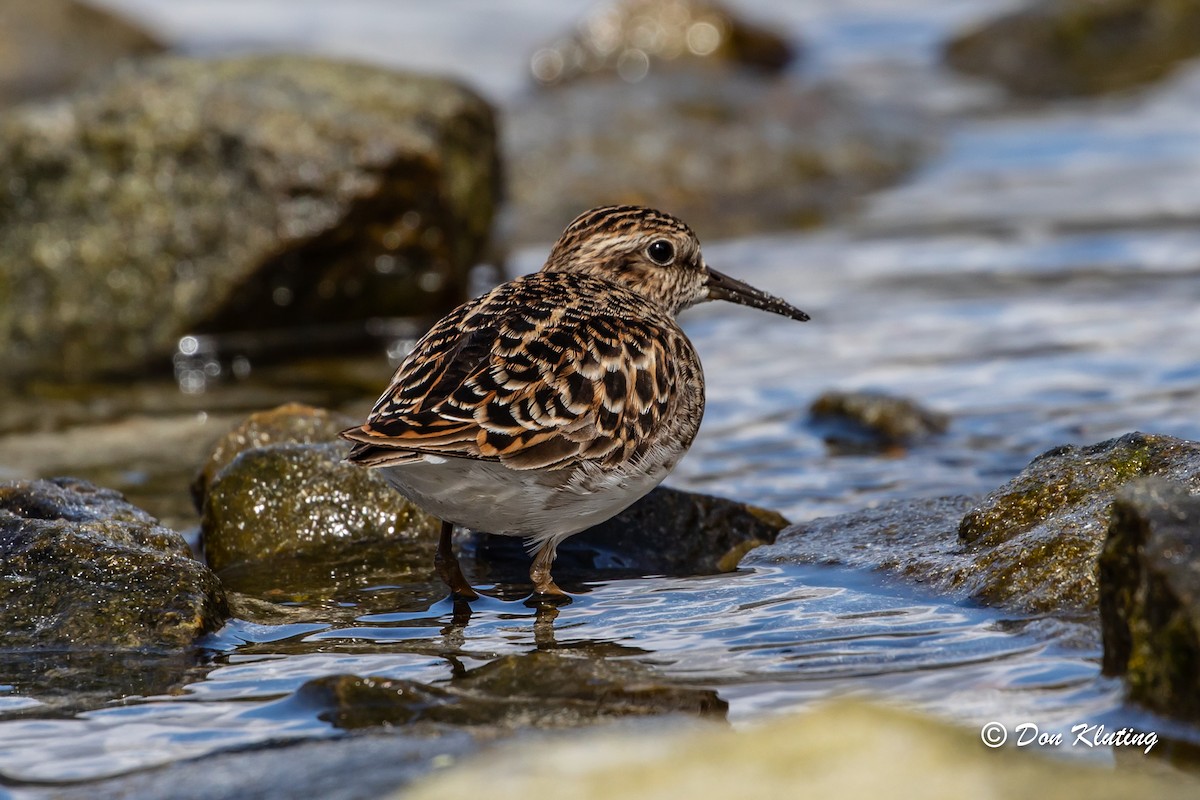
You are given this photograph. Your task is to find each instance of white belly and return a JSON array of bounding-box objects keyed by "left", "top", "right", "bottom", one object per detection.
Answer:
[{"left": 375, "top": 452, "right": 679, "bottom": 550}]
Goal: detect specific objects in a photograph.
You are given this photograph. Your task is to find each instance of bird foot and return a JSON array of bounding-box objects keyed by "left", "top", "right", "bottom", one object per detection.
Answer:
[
  {"left": 436, "top": 561, "right": 480, "bottom": 602},
  {"left": 525, "top": 579, "right": 572, "bottom": 607},
  {"left": 435, "top": 520, "right": 479, "bottom": 602}
]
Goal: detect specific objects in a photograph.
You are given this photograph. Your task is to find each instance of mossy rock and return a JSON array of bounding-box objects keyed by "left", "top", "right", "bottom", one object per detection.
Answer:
[
  {"left": 0, "top": 477, "right": 228, "bottom": 649},
  {"left": 1100, "top": 478, "right": 1200, "bottom": 722},
  {"left": 201, "top": 441, "right": 439, "bottom": 578},
  {"left": 946, "top": 0, "right": 1200, "bottom": 98},
  {"left": 957, "top": 432, "right": 1200, "bottom": 612},
  {"left": 197, "top": 404, "right": 439, "bottom": 598},
  {"left": 750, "top": 432, "right": 1200, "bottom": 619},
  {"left": 0, "top": 55, "right": 499, "bottom": 380},
  {"left": 191, "top": 402, "right": 357, "bottom": 509}
]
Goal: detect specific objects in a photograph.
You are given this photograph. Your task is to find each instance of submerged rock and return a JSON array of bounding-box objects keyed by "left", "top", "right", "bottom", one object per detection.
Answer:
[
  {"left": 0, "top": 0, "right": 163, "bottom": 106},
  {"left": 0, "top": 55, "right": 499, "bottom": 380},
  {"left": 293, "top": 650, "right": 726, "bottom": 731},
  {"left": 744, "top": 494, "right": 979, "bottom": 591},
  {"left": 529, "top": 0, "right": 794, "bottom": 87},
  {"left": 400, "top": 700, "right": 1196, "bottom": 800},
  {"left": 808, "top": 389, "right": 949, "bottom": 452},
  {"left": 946, "top": 0, "right": 1200, "bottom": 98},
  {"left": 1100, "top": 479, "right": 1200, "bottom": 721},
  {"left": 0, "top": 477, "right": 228, "bottom": 649},
  {"left": 749, "top": 432, "right": 1200, "bottom": 618},
  {"left": 476, "top": 485, "right": 788, "bottom": 586}
]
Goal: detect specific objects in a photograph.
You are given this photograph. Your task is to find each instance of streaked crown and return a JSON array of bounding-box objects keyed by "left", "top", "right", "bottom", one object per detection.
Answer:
[{"left": 541, "top": 205, "right": 710, "bottom": 315}]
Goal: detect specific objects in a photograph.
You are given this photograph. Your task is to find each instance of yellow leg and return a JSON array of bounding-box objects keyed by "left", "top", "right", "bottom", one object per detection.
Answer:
[
  {"left": 434, "top": 520, "right": 479, "bottom": 601},
  {"left": 529, "top": 540, "right": 571, "bottom": 604}
]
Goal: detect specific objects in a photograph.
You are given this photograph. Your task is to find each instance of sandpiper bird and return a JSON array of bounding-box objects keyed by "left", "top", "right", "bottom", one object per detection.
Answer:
[{"left": 341, "top": 205, "right": 808, "bottom": 602}]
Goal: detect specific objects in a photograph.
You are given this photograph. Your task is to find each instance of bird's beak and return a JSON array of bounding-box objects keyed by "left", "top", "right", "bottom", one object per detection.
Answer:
[{"left": 705, "top": 267, "right": 810, "bottom": 322}]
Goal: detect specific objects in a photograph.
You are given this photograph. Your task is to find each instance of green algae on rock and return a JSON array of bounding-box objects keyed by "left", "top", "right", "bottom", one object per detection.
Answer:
[
  {"left": 1101, "top": 478, "right": 1200, "bottom": 722},
  {"left": 197, "top": 403, "right": 440, "bottom": 593},
  {"left": 192, "top": 402, "right": 357, "bottom": 510},
  {"left": 0, "top": 55, "right": 499, "bottom": 381},
  {"left": 201, "top": 441, "right": 439, "bottom": 577},
  {"left": 957, "top": 432, "right": 1200, "bottom": 612},
  {"left": 0, "top": 477, "right": 228, "bottom": 649},
  {"left": 748, "top": 433, "right": 1200, "bottom": 619},
  {"left": 946, "top": 0, "right": 1200, "bottom": 98},
  {"left": 0, "top": 0, "right": 163, "bottom": 107}
]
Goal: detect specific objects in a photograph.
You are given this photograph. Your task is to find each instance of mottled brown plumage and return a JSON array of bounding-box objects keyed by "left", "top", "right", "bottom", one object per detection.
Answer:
[{"left": 342, "top": 205, "right": 808, "bottom": 602}]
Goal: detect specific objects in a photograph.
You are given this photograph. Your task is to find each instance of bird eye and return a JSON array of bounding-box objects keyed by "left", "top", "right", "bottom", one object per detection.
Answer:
[{"left": 646, "top": 239, "right": 675, "bottom": 265}]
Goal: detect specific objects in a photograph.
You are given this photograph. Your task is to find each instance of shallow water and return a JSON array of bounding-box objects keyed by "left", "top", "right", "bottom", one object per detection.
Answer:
[
  {"left": 5, "top": 0, "right": 1200, "bottom": 790},
  {"left": 0, "top": 566, "right": 1123, "bottom": 784}
]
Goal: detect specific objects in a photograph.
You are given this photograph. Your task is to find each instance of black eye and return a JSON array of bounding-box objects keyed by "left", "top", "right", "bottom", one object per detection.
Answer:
[{"left": 646, "top": 239, "right": 675, "bottom": 265}]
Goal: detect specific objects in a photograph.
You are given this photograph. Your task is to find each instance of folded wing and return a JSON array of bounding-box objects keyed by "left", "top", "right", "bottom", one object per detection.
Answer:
[{"left": 341, "top": 276, "right": 693, "bottom": 472}]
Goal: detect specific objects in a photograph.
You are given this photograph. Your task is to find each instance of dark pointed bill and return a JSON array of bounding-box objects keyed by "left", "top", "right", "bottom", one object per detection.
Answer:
[{"left": 705, "top": 267, "right": 810, "bottom": 322}]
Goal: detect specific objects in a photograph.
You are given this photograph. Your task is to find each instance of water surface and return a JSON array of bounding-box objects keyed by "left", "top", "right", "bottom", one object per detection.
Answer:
[{"left": 4, "top": 0, "right": 1200, "bottom": 789}]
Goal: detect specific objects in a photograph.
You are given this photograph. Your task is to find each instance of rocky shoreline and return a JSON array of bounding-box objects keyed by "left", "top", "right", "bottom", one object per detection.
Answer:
[{"left": 3, "top": 0, "right": 1200, "bottom": 797}]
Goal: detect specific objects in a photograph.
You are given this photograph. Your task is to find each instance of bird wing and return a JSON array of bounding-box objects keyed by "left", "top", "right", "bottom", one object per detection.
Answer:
[{"left": 341, "top": 275, "right": 699, "bottom": 472}]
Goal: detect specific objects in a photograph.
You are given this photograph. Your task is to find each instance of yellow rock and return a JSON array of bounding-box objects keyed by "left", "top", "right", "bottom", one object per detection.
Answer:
[{"left": 398, "top": 701, "right": 1197, "bottom": 800}]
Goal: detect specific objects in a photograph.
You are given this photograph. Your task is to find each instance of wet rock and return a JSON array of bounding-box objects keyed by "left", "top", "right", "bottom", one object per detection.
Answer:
[
  {"left": 401, "top": 700, "right": 1196, "bottom": 800},
  {"left": 507, "top": 72, "right": 926, "bottom": 243},
  {"left": 197, "top": 405, "right": 785, "bottom": 601},
  {"left": 0, "top": 0, "right": 163, "bottom": 107},
  {"left": 808, "top": 389, "right": 949, "bottom": 452},
  {"left": 946, "top": 0, "right": 1200, "bottom": 98},
  {"left": 0, "top": 55, "right": 499, "bottom": 381},
  {"left": 744, "top": 494, "right": 979, "bottom": 592},
  {"left": 475, "top": 485, "right": 788, "bottom": 586},
  {"left": 200, "top": 441, "right": 439, "bottom": 582},
  {"left": 1100, "top": 479, "right": 1200, "bottom": 721},
  {"left": 0, "top": 648, "right": 208, "bottom": 717},
  {"left": 529, "top": 0, "right": 794, "bottom": 88},
  {"left": 0, "top": 477, "right": 228, "bottom": 649},
  {"left": 191, "top": 402, "right": 357, "bottom": 510},
  {"left": 956, "top": 432, "right": 1200, "bottom": 612},
  {"left": 749, "top": 433, "right": 1200, "bottom": 618},
  {"left": 293, "top": 651, "right": 726, "bottom": 731},
  {"left": 197, "top": 403, "right": 439, "bottom": 599}
]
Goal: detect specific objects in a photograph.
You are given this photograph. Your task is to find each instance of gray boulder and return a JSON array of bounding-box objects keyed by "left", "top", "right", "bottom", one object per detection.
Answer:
[
  {"left": 0, "top": 477, "right": 228, "bottom": 649},
  {"left": 0, "top": 55, "right": 499, "bottom": 380}
]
